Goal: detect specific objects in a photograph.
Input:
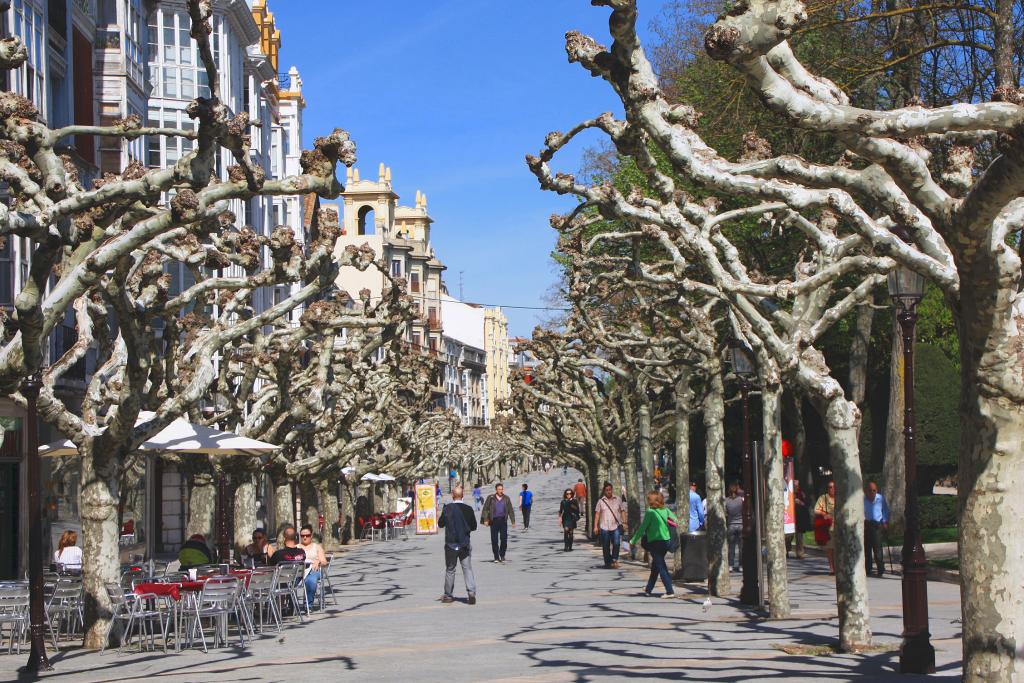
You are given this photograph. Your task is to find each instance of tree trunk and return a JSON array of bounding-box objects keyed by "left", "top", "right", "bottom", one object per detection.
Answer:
[
  {"left": 186, "top": 471, "right": 216, "bottom": 541},
  {"left": 789, "top": 390, "right": 808, "bottom": 558},
  {"left": 959, "top": 375, "right": 1024, "bottom": 680},
  {"left": 761, "top": 379, "right": 790, "bottom": 618},
  {"left": 80, "top": 444, "right": 120, "bottom": 648},
  {"left": 672, "top": 375, "right": 692, "bottom": 577},
  {"left": 639, "top": 401, "right": 655, "bottom": 498},
  {"left": 371, "top": 482, "right": 385, "bottom": 515},
  {"left": 883, "top": 322, "right": 907, "bottom": 531},
  {"left": 704, "top": 372, "right": 731, "bottom": 596},
  {"left": 299, "top": 479, "right": 319, "bottom": 527},
  {"left": 233, "top": 472, "right": 256, "bottom": 556},
  {"left": 318, "top": 479, "right": 339, "bottom": 547},
  {"left": 849, "top": 302, "right": 874, "bottom": 407},
  {"left": 817, "top": 393, "right": 872, "bottom": 651},
  {"left": 340, "top": 478, "right": 355, "bottom": 544},
  {"left": 623, "top": 449, "right": 642, "bottom": 531},
  {"left": 587, "top": 459, "right": 604, "bottom": 538},
  {"left": 273, "top": 477, "right": 293, "bottom": 539}
]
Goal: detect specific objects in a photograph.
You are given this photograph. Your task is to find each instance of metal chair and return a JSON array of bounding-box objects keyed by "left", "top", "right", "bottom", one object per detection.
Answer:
[
  {"left": 187, "top": 576, "right": 247, "bottom": 652},
  {"left": 46, "top": 578, "right": 84, "bottom": 643},
  {"left": 271, "top": 562, "right": 306, "bottom": 624},
  {"left": 244, "top": 567, "right": 281, "bottom": 634},
  {"left": 101, "top": 582, "right": 169, "bottom": 654},
  {"left": 319, "top": 554, "right": 338, "bottom": 609},
  {"left": 0, "top": 583, "right": 29, "bottom": 654}
]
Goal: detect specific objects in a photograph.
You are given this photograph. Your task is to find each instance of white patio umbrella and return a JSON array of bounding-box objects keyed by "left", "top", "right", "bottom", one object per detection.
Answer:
[
  {"left": 360, "top": 473, "right": 381, "bottom": 482},
  {"left": 39, "top": 411, "right": 281, "bottom": 457}
]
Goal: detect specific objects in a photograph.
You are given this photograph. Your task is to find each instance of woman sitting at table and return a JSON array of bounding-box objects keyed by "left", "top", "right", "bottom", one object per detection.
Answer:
[
  {"left": 53, "top": 530, "right": 83, "bottom": 572},
  {"left": 298, "top": 525, "right": 326, "bottom": 610},
  {"left": 242, "top": 528, "right": 270, "bottom": 566},
  {"left": 178, "top": 534, "right": 214, "bottom": 569}
]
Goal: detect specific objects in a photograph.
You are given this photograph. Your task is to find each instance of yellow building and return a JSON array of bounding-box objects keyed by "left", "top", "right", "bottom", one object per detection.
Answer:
[{"left": 484, "top": 308, "right": 511, "bottom": 421}]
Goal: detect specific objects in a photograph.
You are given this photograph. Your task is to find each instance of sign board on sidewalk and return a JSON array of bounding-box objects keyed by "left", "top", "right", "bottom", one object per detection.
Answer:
[{"left": 415, "top": 484, "right": 438, "bottom": 535}]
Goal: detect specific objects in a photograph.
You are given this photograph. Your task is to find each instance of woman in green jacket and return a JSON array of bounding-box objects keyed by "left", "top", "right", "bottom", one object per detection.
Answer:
[{"left": 630, "top": 491, "right": 678, "bottom": 598}]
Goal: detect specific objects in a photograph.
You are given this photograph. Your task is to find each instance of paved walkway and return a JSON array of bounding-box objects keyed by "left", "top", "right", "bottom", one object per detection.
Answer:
[{"left": 2, "top": 471, "right": 962, "bottom": 681}]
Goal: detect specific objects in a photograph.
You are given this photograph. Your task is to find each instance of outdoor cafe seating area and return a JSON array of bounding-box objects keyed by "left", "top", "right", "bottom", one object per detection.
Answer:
[{"left": 0, "top": 556, "right": 338, "bottom": 655}]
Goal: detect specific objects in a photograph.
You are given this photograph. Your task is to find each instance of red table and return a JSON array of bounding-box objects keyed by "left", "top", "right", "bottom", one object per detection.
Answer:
[{"left": 134, "top": 581, "right": 205, "bottom": 602}]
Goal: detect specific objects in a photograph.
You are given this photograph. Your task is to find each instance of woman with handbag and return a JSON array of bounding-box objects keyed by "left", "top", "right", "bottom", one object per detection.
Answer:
[
  {"left": 814, "top": 481, "right": 837, "bottom": 574},
  {"left": 629, "top": 491, "right": 679, "bottom": 598},
  {"left": 558, "top": 489, "right": 581, "bottom": 551}
]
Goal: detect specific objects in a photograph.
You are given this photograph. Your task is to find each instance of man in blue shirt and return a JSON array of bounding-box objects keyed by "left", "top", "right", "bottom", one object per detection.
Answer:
[
  {"left": 864, "top": 481, "right": 890, "bottom": 576},
  {"left": 688, "top": 483, "right": 706, "bottom": 532},
  {"left": 519, "top": 484, "right": 534, "bottom": 530}
]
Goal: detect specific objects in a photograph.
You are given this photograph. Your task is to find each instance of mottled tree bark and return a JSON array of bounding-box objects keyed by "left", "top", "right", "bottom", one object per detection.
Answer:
[
  {"left": 233, "top": 473, "right": 256, "bottom": 556},
  {"left": 760, "top": 379, "right": 790, "bottom": 618},
  {"left": 299, "top": 479, "right": 319, "bottom": 528},
  {"left": 816, "top": 393, "right": 872, "bottom": 650},
  {"left": 638, "top": 401, "right": 655, "bottom": 497},
  {"left": 623, "top": 449, "right": 642, "bottom": 531},
  {"left": 186, "top": 471, "right": 216, "bottom": 542},
  {"left": 672, "top": 375, "right": 693, "bottom": 577},
  {"left": 273, "top": 478, "right": 293, "bottom": 539},
  {"left": 318, "top": 479, "right": 339, "bottom": 546},
  {"left": 789, "top": 390, "right": 808, "bottom": 559},
  {"left": 79, "top": 446, "right": 119, "bottom": 648},
  {"left": 704, "top": 373, "right": 731, "bottom": 596},
  {"left": 883, "top": 323, "right": 907, "bottom": 531}
]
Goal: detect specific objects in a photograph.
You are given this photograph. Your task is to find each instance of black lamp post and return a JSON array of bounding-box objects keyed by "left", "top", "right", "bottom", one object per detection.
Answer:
[
  {"left": 728, "top": 339, "right": 758, "bottom": 607},
  {"left": 888, "top": 264, "right": 935, "bottom": 674},
  {"left": 21, "top": 374, "right": 52, "bottom": 672}
]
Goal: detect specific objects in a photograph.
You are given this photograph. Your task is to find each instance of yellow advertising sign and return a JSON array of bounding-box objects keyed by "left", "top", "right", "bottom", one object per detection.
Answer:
[{"left": 415, "top": 484, "right": 438, "bottom": 535}]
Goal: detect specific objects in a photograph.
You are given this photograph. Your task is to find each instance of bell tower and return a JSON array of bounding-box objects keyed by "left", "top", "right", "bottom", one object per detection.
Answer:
[{"left": 341, "top": 163, "right": 398, "bottom": 236}]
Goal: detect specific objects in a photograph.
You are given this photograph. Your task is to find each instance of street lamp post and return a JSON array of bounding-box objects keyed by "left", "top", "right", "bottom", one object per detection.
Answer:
[
  {"left": 21, "top": 374, "right": 52, "bottom": 672},
  {"left": 888, "top": 265, "right": 935, "bottom": 674},
  {"left": 728, "top": 340, "right": 759, "bottom": 607}
]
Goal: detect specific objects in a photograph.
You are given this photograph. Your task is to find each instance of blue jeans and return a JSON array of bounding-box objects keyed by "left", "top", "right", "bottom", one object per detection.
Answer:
[
  {"left": 645, "top": 539, "right": 673, "bottom": 595},
  {"left": 304, "top": 569, "right": 321, "bottom": 608},
  {"left": 600, "top": 527, "right": 621, "bottom": 567}
]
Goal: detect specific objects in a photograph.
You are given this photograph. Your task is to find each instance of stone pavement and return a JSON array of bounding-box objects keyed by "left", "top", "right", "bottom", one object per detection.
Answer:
[{"left": 1, "top": 471, "right": 962, "bottom": 682}]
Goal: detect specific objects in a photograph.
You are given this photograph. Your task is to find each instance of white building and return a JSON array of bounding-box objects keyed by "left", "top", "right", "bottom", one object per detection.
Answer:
[{"left": 441, "top": 295, "right": 488, "bottom": 427}]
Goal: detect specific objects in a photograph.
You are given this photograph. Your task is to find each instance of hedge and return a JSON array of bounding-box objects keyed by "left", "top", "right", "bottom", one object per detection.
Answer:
[{"left": 918, "top": 495, "right": 957, "bottom": 530}]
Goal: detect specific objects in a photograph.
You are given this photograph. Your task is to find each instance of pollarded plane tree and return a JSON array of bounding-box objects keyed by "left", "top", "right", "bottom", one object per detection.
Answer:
[
  {"left": 0, "top": 0, "right": 361, "bottom": 646},
  {"left": 194, "top": 254, "right": 417, "bottom": 547},
  {"left": 561, "top": 204, "right": 793, "bottom": 613},
  {"left": 533, "top": 0, "right": 1024, "bottom": 668}
]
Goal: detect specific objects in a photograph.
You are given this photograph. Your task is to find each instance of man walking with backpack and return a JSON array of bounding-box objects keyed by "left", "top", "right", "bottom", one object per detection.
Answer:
[{"left": 438, "top": 485, "right": 478, "bottom": 604}]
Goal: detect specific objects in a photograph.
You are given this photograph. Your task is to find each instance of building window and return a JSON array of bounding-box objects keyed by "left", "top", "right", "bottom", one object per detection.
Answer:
[
  {"left": 410, "top": 272, "right": 420, "bottom": 293},
  {"left": 391, "top": 259, "right": 402, "bottom": 277},
  {"left": 0, "top": 237, "right": 12, "bottom": 306}
]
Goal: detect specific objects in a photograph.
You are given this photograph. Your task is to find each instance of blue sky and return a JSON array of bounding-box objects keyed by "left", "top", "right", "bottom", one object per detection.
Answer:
[{"left": 272, "top": 1, "right": 670, "bottom": 337}]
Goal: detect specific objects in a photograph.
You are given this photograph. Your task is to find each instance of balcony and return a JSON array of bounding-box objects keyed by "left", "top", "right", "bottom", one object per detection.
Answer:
[{"left": 428, "top": 317, "right": 442, "bottom": 332}]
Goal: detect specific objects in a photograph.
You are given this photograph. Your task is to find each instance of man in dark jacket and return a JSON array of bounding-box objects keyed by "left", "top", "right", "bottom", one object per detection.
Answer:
[
  {"left": 480, "top": 483, "right": 515, "bottom": 563},
  {"left": 438, "top": 485, "right": 477, "bottom": 604}
]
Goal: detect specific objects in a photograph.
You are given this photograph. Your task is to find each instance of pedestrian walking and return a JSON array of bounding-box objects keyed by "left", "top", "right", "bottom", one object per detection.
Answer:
[
  {"left": 863, "top": 481, "right": 890, "bottom": 576},
  {"left": 481, "top": 482, "right": 516, "bottom": 562},
  {"left": 725, "top": 482, "right": 743, "bottom": 572},
  {"left": 438, "top": 485, "right": 478, "bottom": 604},
  {"left": 558, "top": 489, "right": 581, "bottom": 551},
  {"left": 594, "top": 482, "right": 627, "bottom": 568},
  {"left": 519, "top": 483, "right": 534, "bottom": 530},
  {"left": 789, "top": 480, "right": 811, "bottom": 559},
  {"left": 814, "top": 481, "right": 837, "bottom": 574},
  {"left": 688, "top": 482, "right": 706, "bottom": 531},
  {"left": 630, "top": 491, "right": 679, "bottom": 598},
  {"left": 472, "top": 482, "right": 483, "bottom": 511},
  {"left": 573, "top": 478, "right": 587, "bottom": 502}
]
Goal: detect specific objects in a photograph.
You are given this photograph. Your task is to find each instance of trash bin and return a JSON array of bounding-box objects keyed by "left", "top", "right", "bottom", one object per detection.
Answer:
[{"left": 682, "top": 531, "right": 708, "bottom": 581}]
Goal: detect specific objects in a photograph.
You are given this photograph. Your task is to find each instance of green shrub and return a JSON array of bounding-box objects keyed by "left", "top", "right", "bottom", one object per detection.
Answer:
[{"left": 918, "top": 495, "right": 957, "bottom": 529}]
